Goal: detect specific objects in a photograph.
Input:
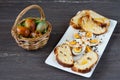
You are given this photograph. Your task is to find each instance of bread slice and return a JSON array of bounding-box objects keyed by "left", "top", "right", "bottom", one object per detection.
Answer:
[
  {"left": 70, "top": 10, "right": 87, "bottom": 29},
  {"left": 88, "top": 10, "right": 110, "bottom": 27},
  {"left": 70, "top": 10, "right": 110, "bottom": 34},
  {"left": 72, "top": 51, "right": 98, "bottom": 73},
  {"left": 79, "top": 15, "right": 107, "bottom": 34},
  {"left": 54, "top": 44, "right": 74, "bottom": 67}
]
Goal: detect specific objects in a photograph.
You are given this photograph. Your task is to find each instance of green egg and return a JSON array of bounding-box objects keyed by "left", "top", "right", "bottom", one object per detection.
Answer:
[{"left": 36, "top": 20, "right": 48, "bottom": 33}]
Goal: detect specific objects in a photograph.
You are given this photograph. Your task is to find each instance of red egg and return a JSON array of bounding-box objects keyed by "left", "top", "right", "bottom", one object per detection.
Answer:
[{"left": 17, "top": 26, "right": 30, "bottom": 37}]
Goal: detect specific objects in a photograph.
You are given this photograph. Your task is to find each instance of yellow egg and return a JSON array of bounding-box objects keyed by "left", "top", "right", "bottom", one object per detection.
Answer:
[
  {"left": 85, "top": 46, "right": 92, "bottom": 53},
  {"left": 74, "top": 33, "right": 81, "bottom": 39},
  {"left": 73, "top": 47, "right": 82, "bottom": 53},
  {"left": 89, "top": 39, "right": 100, "bottom": 46},
  {"left": 85, "top": 32, "right": 93, "bottom": 38},
  {"left": 69, "top": 40, "right": 77, "bottom": 45},
  {"left": 90, "top": 39, "right": 99, "bottom": 44}
]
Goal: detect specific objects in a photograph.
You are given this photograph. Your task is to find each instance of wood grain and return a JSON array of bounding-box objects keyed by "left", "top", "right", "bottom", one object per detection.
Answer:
[{"left": 0, "top": 0, "right": 120, "bottom": 80}]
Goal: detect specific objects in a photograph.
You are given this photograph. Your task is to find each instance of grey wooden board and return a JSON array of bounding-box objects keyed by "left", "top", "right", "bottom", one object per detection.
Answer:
[{"left": 0, "top": 0, "right": 120, "bottom": 80}]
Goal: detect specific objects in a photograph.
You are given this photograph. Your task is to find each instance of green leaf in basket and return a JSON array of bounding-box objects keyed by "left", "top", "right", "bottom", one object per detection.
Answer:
[
  {"left": 35, "top": 19, "right": 41, "bottom": 25},
  {"left": 20, "top": 21, "right": 25, "bottom": 26}
]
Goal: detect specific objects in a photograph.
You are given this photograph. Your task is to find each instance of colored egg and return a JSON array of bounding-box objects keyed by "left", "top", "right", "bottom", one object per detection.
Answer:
[{"left": 17, "top": 26, "right": 30, "bottom": 37}]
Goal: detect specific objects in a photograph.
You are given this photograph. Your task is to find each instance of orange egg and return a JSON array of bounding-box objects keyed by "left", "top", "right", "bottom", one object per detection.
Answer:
[
  {"left": 17, "top": 26, "right": 30, "bottom": 37},
  {"left": 25, "top": 18, "right": 36, "bottom": 32}
]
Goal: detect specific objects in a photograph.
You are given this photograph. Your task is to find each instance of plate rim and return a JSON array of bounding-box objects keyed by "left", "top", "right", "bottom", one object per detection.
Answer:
[{"left": 45, "top": 19, "right": 117, "bottom": 78}]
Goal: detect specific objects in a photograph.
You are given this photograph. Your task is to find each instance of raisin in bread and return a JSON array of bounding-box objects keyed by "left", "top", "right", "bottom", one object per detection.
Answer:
[
  {"left": 72, "top": 51, "right": 98, "bottom": 73},
  {"left": 54, "top": 44, "right": 74, "bottom": 67},
  {"left": 70, "top": 10, "right": 110, "bottom": 34}
]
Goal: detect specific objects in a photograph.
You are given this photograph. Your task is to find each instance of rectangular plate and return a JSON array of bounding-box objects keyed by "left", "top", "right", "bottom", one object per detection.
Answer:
[{"left": 45, "top": 19, "right": 117, "bottom": 78}]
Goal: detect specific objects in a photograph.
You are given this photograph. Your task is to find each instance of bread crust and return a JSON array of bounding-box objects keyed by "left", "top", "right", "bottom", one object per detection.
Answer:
[
  {"left": 70, "top": 10, "right": 110, "bottom": 35},
  {"left": 56, "top": 55, "right": 73, "bottom": 67},
  {"left": 70, "top": 19, "right": 81, "bottom": 29},
  {"left": 79, "top": 15, "right": 108, "bottom": 35},
  {"left": 54, "top": 43, "right": 99, "bottom": 73},
  {"left": 72, "top": 52, "right": 98, "bottom": 73},
  {"left": 72, "top": 60, "right": 97, "bottom": 73},
  {"left": 54, "top": 44, "right": 74, "bottom": 67},
  {"left": 81, "top": 25, "right": 108, "bottom": 35},
  {"left": 54, "top": 47, "right": 58, "bottom": 55},
  {"left": 72, "top": 66, "right": 91, "bottom": 73}
]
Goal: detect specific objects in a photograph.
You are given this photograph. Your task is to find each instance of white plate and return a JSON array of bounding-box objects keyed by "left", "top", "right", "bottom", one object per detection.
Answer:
[{"left": 45, "top": 19, "right": 117, "bottom": 78}]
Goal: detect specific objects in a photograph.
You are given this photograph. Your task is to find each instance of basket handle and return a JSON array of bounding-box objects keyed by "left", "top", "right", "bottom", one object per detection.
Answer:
[{"left": 13, "top": 4, "right": 45, "bottom": 27}]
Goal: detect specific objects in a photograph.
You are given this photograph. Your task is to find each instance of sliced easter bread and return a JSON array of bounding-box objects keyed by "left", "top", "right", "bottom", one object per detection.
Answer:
[
  {"left": 72, "top": 51, "right": 98, "bottom": 73},
  {"left": 54, "top": 44, "right": 74, "bottom": 67},
  {"left": 70, "top": 10, "right": 110, "bottom": 34}
]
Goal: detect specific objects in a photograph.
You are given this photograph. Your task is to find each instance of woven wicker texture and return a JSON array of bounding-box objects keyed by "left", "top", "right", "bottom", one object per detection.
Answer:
[{"left": 11, "top": 5, "right": 52, "bottom": 50}]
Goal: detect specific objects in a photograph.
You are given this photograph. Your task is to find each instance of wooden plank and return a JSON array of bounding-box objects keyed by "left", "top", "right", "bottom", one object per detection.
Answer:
[{"left": 0, "top": 0, "right": 120, "bottom": 80}]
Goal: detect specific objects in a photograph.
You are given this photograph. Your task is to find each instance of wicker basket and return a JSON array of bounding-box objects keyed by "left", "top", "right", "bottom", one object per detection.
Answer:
[{"left": 11, "top": 5, "right": 52, "bottom": 50}]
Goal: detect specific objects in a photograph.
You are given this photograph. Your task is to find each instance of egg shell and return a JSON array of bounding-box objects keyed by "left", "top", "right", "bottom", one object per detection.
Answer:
[{"left": 36, "top": 20, "right": 48, "bottom": 33}]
